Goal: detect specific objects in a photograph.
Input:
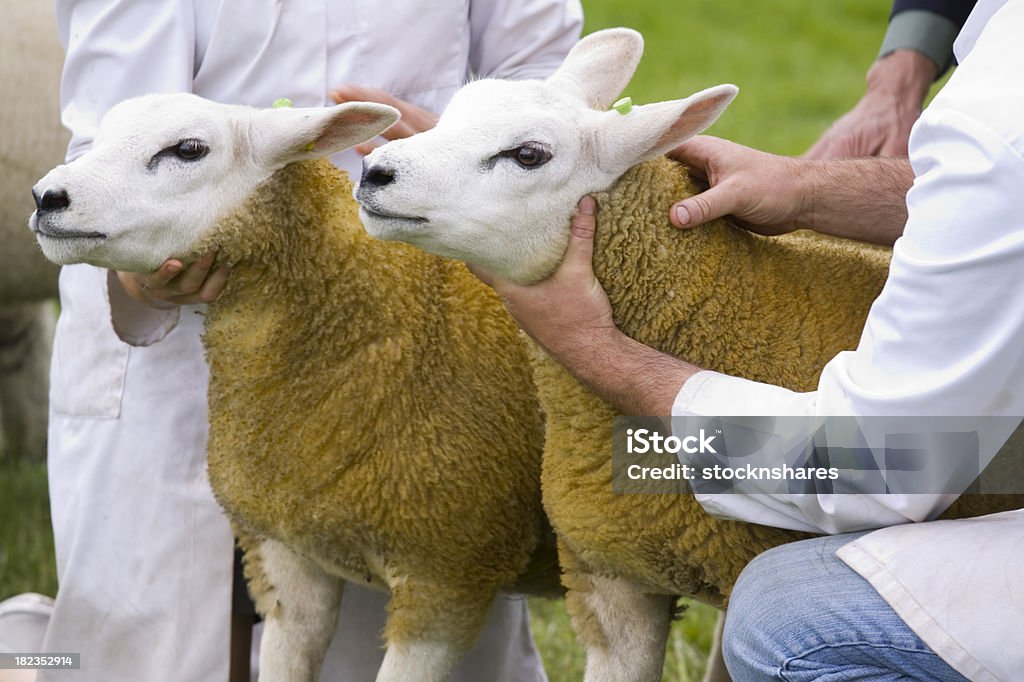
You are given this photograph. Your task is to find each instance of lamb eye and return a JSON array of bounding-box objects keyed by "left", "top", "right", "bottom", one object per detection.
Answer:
[
  {"left": 500, "top": 143, "right": 551, "bottom": 169},
  {"left": 174, "top": 138, "right": 208, "bottom": 161}
]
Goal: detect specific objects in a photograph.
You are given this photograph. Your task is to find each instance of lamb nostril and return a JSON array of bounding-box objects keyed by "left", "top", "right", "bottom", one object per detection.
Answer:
[
  {"left": 361, "top": 164, "right": 396, "bottom": 189},
  {"left": 35, "top": 188, "right": 71, "bottom": 213}
]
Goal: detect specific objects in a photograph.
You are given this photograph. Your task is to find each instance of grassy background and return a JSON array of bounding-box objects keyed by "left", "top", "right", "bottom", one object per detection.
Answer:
[{"left": 0, "top": 1, "right": 897, "bottom": 680}]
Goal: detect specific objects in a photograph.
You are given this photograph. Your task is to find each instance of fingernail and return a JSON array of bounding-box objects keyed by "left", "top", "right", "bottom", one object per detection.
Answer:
[
  {"left": 674, "top": 204, "right": 690, "bottom": 226},
  {"left": 328, "top": 89, "right": 343, "bottom": 102},
  {"left": 579, "top": 196, "right": 596, "bottom": 215},
  {"left": 167, "top": 263, "right": 182, "bottom": 275}
]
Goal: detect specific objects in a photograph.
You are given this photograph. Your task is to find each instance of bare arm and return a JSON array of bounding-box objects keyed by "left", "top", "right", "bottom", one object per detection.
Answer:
[{"left": 669, "top": 136, "right": 913, "bottom": 246}]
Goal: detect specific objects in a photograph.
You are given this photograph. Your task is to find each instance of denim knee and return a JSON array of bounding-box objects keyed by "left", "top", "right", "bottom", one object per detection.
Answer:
[{"left": 720, "top": 534, "right": 968, "bottom": 682}]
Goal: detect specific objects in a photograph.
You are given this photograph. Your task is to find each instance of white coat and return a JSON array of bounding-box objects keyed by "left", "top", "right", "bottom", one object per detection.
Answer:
[
  {"left": 672, "top": 1, "right": 1024, "bottom": 678},
  {"left": 41, "top": 2, "right": 581, "bottom": 681}
]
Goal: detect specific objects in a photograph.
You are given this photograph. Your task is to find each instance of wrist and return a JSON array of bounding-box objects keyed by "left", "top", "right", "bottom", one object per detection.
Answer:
[
  {"left": 790, "top": 158, "right": 828, "bottom": 231},
  {"left": 866, "top": 50, "right": 937, "bottom": 105},
  {"left": 547, "top": 323, "right": 623, "bottom": 370}
]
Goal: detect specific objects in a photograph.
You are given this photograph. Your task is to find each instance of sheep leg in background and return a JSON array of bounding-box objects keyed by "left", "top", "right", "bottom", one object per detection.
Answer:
[
  {"left": 249, "top": 538, "right": 344, "bottom": 682},
  {"left": 376, "top": 581, "right": 495, "bottom": 682},
  {"left": 702, "top": 611, "right": 732, "bottom": 682},
  {"left": 0, "top": 301, "right": 55, "bottom": 458},
  {"left": 564, "top": 572, "right": 672, "bottom": 682}
]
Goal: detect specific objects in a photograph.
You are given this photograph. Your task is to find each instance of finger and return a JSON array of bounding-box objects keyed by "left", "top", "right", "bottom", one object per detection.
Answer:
[
  {"left": 174, "top": 252, "right": 216, "bottom": 295},
  {"left": 667, "top": 135, "right": 724, "bottom": 170},
  {"left": 466, "top": 263, "right": 498, "bottom": 289},
  {"left": 670, "top": 185, "right": 734, "bottom": 229},
  {"left": 355, "top": 141, "right": 381, "bottom": 156},
  {"left": 330, "top": 84, "right": 396, "bottom": 107},
  {"left": 379, "top": 121, "right": 414, "bottom": 141},
  {"left": 878, "top": 137, "right": 909, "bottom": 158},
  {"left": 143, "top": 260, "right": 184, "bottom": 290},
  {"left": 562, "top": 196, "right": 596, "bottom": 269},
  {"left": 802, "top": 134, "right": 834, "bottom": 160},
  {"left": 197, "top": 266, "right": 232, "bottom": 304},
  {"left": 116, "top": 270, "right": 147, "bottom": 302}
]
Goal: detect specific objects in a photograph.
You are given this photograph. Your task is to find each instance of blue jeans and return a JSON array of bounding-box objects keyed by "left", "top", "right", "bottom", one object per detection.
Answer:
[{"left": 722, "top": 533, "right": 969, "bottom": 681}]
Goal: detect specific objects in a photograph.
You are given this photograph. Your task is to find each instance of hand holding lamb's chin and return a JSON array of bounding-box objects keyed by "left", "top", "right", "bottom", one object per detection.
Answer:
[
  {"left": 115, "top": 251, "right": 231, "bottom": 309},
  {"left": 473, "top": 196, "right": 618, "bottom": 358}
]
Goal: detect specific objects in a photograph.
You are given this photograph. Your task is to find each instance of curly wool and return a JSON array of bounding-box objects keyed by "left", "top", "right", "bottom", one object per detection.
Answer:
[
  {"left": 536, "top": 157, "right": 1024, "bottom": 632},
  {"left": 196, "top": 159, "right": 555, "bottom": 648}
]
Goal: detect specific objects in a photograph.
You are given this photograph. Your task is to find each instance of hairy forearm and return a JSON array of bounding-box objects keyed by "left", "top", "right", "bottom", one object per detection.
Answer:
[
  {"left": 800, "top": 156, "right": 914, "bottom": 245},
  {"left": 547, "top": 328, "right": 700, "bottom": 416}
]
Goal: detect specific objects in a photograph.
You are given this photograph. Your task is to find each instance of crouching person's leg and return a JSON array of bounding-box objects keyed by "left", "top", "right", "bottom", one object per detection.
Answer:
[{"left": 721, "top": 534, "right": 968, "bottom": 682}]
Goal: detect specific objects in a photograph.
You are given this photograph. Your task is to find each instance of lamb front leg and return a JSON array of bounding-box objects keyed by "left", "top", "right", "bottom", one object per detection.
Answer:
[
  {"left": 702, "top": 610, "right": 732, "bottom": 682},
  {"left": 246, "top": 537, "right": 344, "bottom": 682},
  {"left": 564, "top": 569, "right": 673, "bottom": 682}
]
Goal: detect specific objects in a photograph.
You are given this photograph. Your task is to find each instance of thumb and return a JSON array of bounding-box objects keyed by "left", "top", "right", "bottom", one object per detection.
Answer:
[
  {"left": 466, "top": 263, "right": 498, "bottom": 288},
  {"left": 562, "top": 196, "right": 596, "bottom": 269},
  {"left": 670, "top": 185, "right": 733, "bottom": 229}
]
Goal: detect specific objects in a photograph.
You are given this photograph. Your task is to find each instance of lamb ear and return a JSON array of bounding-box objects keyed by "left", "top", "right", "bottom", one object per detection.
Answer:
[
  {"left": 547, "top": 28, "right": 644, "bottom": 110},
  {"left": 592, "top": 84, "right": 738, "bottom": 174},
  {"left": 253, "top": 102, "right": 400, "bottom": 168}
]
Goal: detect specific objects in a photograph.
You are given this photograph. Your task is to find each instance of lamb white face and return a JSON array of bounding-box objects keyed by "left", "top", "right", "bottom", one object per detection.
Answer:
[
  {"left": 30, "top": 93, "right": 398, "bottom": 272},
  {"left": 358, "top": 79, "right": 595, "bottom": 282},
  {"left": 355, "top": 28, "right": 738, "bottom": 284}
]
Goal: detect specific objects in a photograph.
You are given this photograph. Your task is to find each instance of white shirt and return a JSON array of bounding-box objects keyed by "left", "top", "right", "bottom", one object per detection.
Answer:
[{"left": 672, "top": 1, "right": 1024, "bottom": 678}]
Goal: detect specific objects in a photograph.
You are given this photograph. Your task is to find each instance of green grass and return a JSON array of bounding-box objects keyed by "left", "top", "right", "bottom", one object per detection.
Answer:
[
  {"left": 583, "top": 0, "right": 893, "bottom": 155},
  {"left": 0, "top": 457, "right": 57, "bottom": 601},
  {"left": 530, "top": 596, "right": 720, "bottom": 681},
  {"left": 0, "top": 1, "right": 900, "bottom": 679}
]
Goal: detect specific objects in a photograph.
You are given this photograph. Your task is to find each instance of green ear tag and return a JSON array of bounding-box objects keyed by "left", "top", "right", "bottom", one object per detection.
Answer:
[
  {"left": 304, "top": 142, "right": 316, "bottom": 151},
  {"left": 272, "top": 97, "right": 293, "bottom": 109},
  {"left": 612, "top": 96, "right": 633, "bottom": 115}
]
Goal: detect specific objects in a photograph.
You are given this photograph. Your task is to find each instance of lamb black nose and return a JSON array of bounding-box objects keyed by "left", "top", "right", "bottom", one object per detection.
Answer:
[
  {"left": 360, "top": 163, "right": 396, "bottom": 189},
  {"left": 33, "top": 188, "right": 70, "bottom": 213}
]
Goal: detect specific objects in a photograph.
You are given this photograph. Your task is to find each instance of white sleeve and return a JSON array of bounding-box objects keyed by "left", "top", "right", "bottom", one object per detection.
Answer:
[
  {"left": 58, "top": 0, "right": 195, "bottom": 161},
  {"left": 57, "top": 0, "right": 195, "bottom": 343},
  {"left": 672, "top": 108, "right": 1024, "bottom": 535},
  {"left": 468, "top": 0, "right": 582, "bottom": 80}
]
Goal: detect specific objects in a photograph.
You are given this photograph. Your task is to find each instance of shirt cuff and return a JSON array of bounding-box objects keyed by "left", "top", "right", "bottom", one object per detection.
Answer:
[
  {"left": 671, "top": 370, "right": 814, "bottom": 418},
  {"left": 879, "top": 10, "right": 962, "bottom": 75},
  {"left": 106, "top": 269, "right": 180, "bottom": 346}
]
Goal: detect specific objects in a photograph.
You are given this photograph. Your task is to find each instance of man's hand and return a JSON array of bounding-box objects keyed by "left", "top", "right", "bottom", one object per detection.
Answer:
[
  {"left": 669, "top": 136, "right": 912, "bottom": 246},
  {"left": 805, "top": 50, "right": 938, "bottom": 160},
  {"left": 472, "top": 197, "right": 697, "bottom": 416},
  {"left": 329, "top": 84, "right": 438, "bottom": 155},
  {"left": 669, "top": 136, "right": 814, "bottom": 236},
  {"left": 472, "top": 196, "right": 618, "bottom": 358},
  {"left": 116, "top": 251, "right": 231, "bottom": 309}
]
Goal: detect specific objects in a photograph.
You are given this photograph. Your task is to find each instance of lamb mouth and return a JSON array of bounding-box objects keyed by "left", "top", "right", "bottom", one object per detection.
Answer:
[
  {"left": 359, "top": 206, "right": 428, "bottom": 225},
  {"left": 33, "top": 225, "right": 107, "bottom": 241}
]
